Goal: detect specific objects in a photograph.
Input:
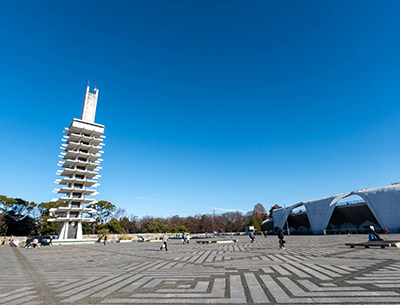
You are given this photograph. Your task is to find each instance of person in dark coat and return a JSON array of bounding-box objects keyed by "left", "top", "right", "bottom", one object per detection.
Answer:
[
  {"left": 275, "top": 227, "right": 285, "bottom": 250},
  {"left": 24, "top": 235, "right": 31, "bottom": 248}
]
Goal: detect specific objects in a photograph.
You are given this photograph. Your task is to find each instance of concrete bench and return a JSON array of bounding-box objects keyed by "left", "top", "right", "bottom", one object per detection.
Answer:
[
  {"left": 196, "top": 239, "right": 237, "bottom": 244},
  {"left": 346, "top": 240, "right": 400, "bottom": 249}
]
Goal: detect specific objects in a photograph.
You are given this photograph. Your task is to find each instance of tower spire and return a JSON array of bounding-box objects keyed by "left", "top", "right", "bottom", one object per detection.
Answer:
[{"left": 81, "top": 86, "right": 99, "bottom": 123}]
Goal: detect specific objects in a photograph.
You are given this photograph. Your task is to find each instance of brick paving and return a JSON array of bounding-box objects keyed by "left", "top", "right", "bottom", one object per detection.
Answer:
[{"left": 1, "top": 234, "right": 400, "bottom": 304}]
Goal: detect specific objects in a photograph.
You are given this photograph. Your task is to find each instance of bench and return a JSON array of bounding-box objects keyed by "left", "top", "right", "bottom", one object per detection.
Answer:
[
  {"left": 345, "top": 241, "right": 400, "bottom": 249},
  {"left": 196, "top": 239, "right": 237, "bottom": 244}
]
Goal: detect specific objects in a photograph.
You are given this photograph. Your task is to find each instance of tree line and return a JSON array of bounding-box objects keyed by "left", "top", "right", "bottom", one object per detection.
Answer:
[{"left": 0, "top": 195, "right": 279, "bottom": 236}]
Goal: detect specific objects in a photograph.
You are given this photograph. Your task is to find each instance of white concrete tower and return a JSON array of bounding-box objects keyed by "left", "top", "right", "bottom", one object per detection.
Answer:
[{"left": 48, "top": 86, "right": 105, "bottom": 240}]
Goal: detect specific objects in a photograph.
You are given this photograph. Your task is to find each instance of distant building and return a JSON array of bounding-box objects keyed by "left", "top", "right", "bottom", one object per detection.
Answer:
[
  {"left": 245, "top": 226, "right": 255, "bottom": 233},
  {"left": 262, "top": 185, "right": 400, "bottom": 234},
  {"left": 48, "top": 86, "right": 105, "bottom": 240}
]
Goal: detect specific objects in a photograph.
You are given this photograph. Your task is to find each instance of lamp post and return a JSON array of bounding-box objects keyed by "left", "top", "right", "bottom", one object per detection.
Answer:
[
  {"left": 284, "top": 205, "right": 290, "bottom": 236},
  {"left": 212, "top": 209, "right": 215, "bottom": 234}
]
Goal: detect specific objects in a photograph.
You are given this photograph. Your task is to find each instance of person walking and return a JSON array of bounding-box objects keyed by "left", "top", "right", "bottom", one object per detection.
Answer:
[
  {"left": 346, "top": 228, "right": 351, "bottom": 237},
  {"left": 24, "top": 235, "right": 31, "bottom": 248},
  {"left": 104, "top": 235, "right": 108, "bottom": 247},
  {"left": 276, "top": 227, "right": 285, "bottom": 250},
  {"left": 1, "top": 237, "right": 6, "bottom": 247},
  {"left": 160, "top": 232, "right": 169, "bottom": 251},
  {"left": 249, "top": 231, "right": 255, "bottom": 243},
  {"left": 49, "top": 235, "right": 53, "bottom": 246},
  {"left": 31, "top": 238, "right": 40, "bottom": 249},
  {"left": 186, "top": 234, "right": 190, "bottom": 244},
  {"left": 182, "top": 233, "right": 186, "bottom": 245}
]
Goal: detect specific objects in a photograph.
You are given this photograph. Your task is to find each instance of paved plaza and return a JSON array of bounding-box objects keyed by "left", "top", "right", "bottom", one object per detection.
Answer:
[{"left": 1, "top": 234, "right": 400, "bottom": 304}]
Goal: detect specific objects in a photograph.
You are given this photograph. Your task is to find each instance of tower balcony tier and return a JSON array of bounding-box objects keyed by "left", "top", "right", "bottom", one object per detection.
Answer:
[
  {"left": 49, "top": 207, "right": 96, "bottom": 213},
  {"left": 58, "top": 168, "right": 99, "bottom": 179},
  {"left": 51, "top": 197, "right": 96, "bottom": 204},
  {"left": 61, "top": 159, "right": 99, "bottom": 171},
  {"left": 47, "top": 217, "right": 68, "bottom": 222},
  {"left": 48, "top": 217, "right": 96, "bottom": 223},
  {"left": 55, "top": 178, "right": 98, "bottom": 187},
  {"left": 68, "top": 128, "right": 103, "bottom": 139},
  {"left": 68, "top": 118, "right": 104, "bottom": 138},
  {"left": 71, "top": 207, "right": 96, "bottom": 213},
  {"left": 53, "top": 187, "right": 97, "bottom": 196},
  {"left": 63, "top": 150, "right": 102, "bottom": 161},
  {"left": 60, "top": 144, "right": 102, "bottom": 155},
  {"left": 66, "top": 133, "right": 103, "bottom": 146},
  {"left": 64, "top": 142, "right": 102, "bottom": 154},
  {"left": 55, "top": 207, "right": 72, "bottom": 211}
]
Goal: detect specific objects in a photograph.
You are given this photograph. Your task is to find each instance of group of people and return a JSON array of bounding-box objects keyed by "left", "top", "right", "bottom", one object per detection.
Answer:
[
  {"left": 0, "top": 235, "right": 54, "bottom": 248},
  {"left": 2, "top": 236, "right": 20, "bottom": 247},
  {"left": 249, "top": 228, "right": 285, "bottom": 249},
  {"left": 24, "top": 236, "right": 42, "bottom": 249},
  {"left": 101, "top": 233, "right": 188, "bottom": 250},
  {"left": 159, "top": 232, "right": 192, "bottom": 251},
  {"left": 181, "top": 233, "right": 190, "bottom": 245}
]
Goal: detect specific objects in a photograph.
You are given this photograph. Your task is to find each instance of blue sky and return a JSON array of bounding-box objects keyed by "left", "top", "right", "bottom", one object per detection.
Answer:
[{"left": 1, "top": 1, "right": 400, "bottom": 218}]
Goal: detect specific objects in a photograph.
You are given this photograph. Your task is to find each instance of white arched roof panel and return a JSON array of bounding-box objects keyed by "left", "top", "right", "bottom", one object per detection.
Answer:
[
  {"left": 303, "top": 193, "right": 350, "bottom": 234},
  {"left": 353, "top": 184, "right": 400, "bottom": 232},
  {"left": 272, "top": 202, "right": 304, "bottom": 231}
]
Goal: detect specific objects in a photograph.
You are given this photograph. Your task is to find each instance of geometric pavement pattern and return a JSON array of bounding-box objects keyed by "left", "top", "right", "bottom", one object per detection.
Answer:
[{"left": 1, "top": 234, "right": 400, "bottom": 304}]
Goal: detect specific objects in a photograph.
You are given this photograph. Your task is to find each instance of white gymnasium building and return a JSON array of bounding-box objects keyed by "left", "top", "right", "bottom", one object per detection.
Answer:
[{"left": 262, "top": 184, "right": 400, "bottom": 234}]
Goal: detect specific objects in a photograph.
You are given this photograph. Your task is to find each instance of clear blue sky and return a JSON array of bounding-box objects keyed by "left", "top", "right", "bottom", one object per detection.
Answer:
[{"left": 1, "top": 1, "right": 400, "bottom": 218}]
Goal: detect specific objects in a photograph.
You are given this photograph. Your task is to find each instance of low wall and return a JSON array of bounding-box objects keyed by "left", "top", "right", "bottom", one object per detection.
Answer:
[
  {"left": 83, "top": 233, "right": 174, "bottom": 241},
  {"left": 2, "top": 233, "right": 245, "bottom": 245},
  {"left": 1, "top": 233, "right": 185, "bottom": 244}
]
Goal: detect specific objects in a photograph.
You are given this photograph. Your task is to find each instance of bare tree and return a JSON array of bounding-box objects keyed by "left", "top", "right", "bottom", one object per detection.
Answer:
[
  {"left": 182, "top": 216, "right": 200, "bottom": 233},
  {"left": 253, "top": 203, "right": 268, "bottom": 219},
  {"left": 114, "top": 208, "right": 126, "bottom": 220},
  {"left": 220, "top": 211, "right": 248, "bottom": 232},
  {"left": 137, "top": 216, "right": 152, "bottom": 232}
]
